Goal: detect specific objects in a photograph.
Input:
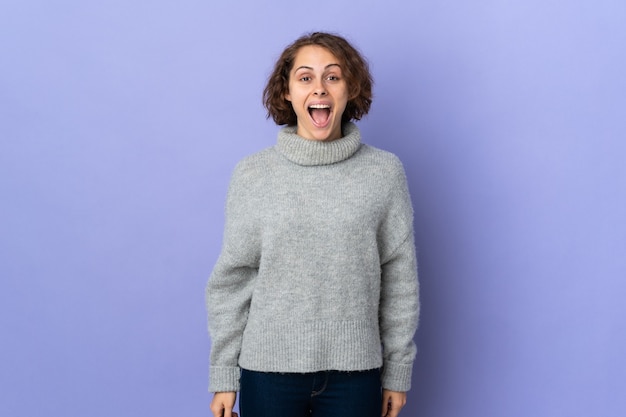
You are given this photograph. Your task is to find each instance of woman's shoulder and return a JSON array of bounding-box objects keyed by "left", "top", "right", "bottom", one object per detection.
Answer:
[
  {"left": 356, "top": 144, "right": 407, "bottom": 176},
  {"left": 231, "top": 147, "right": 277, "bottom": 177}
]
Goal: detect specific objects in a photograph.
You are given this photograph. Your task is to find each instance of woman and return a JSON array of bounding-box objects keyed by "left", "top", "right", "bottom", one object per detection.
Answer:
[{"left": 206, "top": 32, "right": 419, "bottom": 417}]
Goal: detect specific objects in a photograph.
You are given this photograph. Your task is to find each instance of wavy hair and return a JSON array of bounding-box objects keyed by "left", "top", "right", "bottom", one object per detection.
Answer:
[{"left": 263, "top": 32, "right": 373, "bottom": 126}]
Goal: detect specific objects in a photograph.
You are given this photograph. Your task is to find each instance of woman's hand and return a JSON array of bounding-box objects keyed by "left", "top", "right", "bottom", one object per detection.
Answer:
[
  {"left": 210, "top": 391, "right": 238, "bottom": 417},
  {"left": 381, "top": 389, "right": 407, "bottom": 417}
]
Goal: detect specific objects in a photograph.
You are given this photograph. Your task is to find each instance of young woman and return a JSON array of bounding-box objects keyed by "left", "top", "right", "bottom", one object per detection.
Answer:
[{"left": 206, "top": 32, "right": 419, "bottom": 417}]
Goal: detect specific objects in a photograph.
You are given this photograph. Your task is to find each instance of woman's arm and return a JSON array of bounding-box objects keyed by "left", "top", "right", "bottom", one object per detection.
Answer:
[
  {"left": 377, "top": 158, "right": 420, "bottom": 392},
  {"left": 206, "top": 161, "right": 262, "bottom": 392}
]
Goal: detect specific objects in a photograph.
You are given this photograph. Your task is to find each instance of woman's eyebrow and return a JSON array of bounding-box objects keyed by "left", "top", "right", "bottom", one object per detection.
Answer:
[{"left": 294, "top": 63, "right": 341, "bottom": 72}]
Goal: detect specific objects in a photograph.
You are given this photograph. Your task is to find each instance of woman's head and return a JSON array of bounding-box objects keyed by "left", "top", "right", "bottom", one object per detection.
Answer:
[{"left": 263, "top": 32, "right": 373, "bottom": 138}]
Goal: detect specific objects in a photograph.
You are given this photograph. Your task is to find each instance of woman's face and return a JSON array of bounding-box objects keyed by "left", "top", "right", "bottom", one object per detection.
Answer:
[{"left": 285, "top": 45, "right": 349, "bottom": 142}]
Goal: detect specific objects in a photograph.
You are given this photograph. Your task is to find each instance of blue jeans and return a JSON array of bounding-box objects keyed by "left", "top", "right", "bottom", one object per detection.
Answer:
[{"left": 239, "top": 368, "right": 382, "bottom": 417}]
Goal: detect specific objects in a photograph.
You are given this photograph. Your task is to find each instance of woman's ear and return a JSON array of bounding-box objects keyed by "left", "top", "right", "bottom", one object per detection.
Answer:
[{"left": 284, "top": 90, "right": 292, "bottom": 102}]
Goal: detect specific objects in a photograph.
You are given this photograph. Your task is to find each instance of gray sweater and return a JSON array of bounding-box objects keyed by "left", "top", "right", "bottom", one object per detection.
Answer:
[{"left": 206, "top": 122, "right": 419, "bottom": 393}]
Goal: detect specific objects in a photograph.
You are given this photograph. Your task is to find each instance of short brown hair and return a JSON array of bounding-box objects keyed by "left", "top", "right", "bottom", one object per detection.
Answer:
[{"left": 263, "top": 32, "right": 373, "bottom": 126}]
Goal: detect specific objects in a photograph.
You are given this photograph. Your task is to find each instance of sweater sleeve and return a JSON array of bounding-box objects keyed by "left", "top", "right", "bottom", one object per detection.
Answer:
[
  {"left": 205, "top": 162, "right": 261, "bottom": 392},
  {"left": 378, "top": 159, "right": 420, "bottom": 392}
]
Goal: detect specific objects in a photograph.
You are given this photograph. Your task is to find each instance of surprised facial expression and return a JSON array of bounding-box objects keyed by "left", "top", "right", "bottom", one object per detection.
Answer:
[{"left": 284, "top": 45, "right": 350, "bottom": 142}]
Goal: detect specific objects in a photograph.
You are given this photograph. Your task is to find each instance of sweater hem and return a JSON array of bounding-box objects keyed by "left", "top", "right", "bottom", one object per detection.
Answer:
[{"left": 239, "top": 319, "right": 383, "bottom": 373}]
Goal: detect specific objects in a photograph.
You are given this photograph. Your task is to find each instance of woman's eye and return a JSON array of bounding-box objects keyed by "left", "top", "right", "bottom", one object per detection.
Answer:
[
  {"left": 300, "top": 76, "right": 311, "bottom": 82},
  {"left": 327, "top": 75, "right": 340, "bottom": 81}
]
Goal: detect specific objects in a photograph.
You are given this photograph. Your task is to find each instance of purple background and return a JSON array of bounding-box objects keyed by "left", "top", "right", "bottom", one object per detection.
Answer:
[{"left": 1, "top": 1, "right": 625, "bottom": 416}]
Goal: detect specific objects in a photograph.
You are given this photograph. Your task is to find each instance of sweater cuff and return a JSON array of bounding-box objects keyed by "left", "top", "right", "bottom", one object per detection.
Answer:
[
  {"left": 381, "top": 360, "right": 413, "bottom": 392},
  {"left": 208, "top": 366, "right": 241, "bottom": 392}
]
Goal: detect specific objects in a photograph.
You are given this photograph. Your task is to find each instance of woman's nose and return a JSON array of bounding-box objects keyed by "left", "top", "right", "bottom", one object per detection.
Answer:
[{"left": 313, "top": 80, "right": 327, "bottom": 95}]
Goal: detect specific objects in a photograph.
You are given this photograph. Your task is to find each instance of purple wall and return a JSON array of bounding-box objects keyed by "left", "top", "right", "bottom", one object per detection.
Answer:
[{"left": 1, "top": 1, "right": 624, "bottom": 416}]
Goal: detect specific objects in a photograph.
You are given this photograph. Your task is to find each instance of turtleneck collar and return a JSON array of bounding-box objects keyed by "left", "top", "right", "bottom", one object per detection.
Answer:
[{"left": 275, "top": 122, "right": 362, "bottom": 166}]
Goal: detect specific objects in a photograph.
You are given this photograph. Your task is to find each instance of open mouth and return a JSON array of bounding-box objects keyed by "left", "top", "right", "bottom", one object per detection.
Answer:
[{"left": 308, "top": 104, "right": 331, "bottom": 127}]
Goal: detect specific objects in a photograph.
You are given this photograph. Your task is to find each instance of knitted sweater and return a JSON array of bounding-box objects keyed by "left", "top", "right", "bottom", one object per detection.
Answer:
[{"left": 206, "top": 122, "right": 419, "bottom": 393}]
